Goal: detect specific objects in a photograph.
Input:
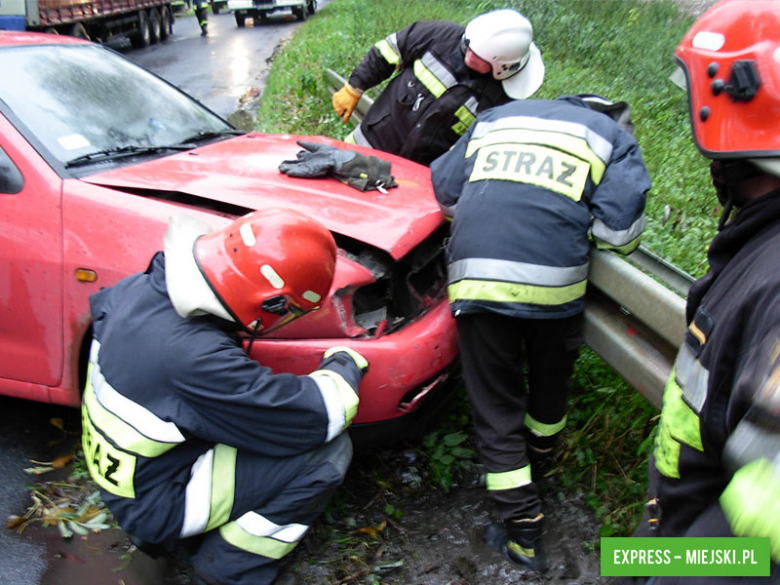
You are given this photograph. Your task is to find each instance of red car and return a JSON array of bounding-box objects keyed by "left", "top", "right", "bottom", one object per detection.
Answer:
[{"left": 0, "top": 31, "right": 459, "bottom": 445}]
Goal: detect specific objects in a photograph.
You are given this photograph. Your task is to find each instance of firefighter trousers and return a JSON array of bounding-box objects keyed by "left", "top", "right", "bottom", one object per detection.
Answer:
[
  {"left": 456, "top": 311, "right": 583, "bottom": 521},
  {"left": 191, "top": 433, "right": 352, "bottom": 585}
]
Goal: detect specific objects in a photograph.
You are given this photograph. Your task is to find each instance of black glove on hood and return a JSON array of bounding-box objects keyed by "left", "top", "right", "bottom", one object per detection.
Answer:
[{"left": 279, "top": 141, "right": 398, "bottom": 193}]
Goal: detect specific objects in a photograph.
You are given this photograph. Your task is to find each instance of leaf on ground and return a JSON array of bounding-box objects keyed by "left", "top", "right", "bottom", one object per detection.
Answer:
[
  {"left": 5, "top": 515, "right": 25, "bottom": 530},
  {"left": 49, "top": 418, "right": 65, "bottom": 430},
  {"left": 51, "top": 455, "right": 74, "bottom": 469},
  {"left": 355, "top": 520, "right": 386, "bottom": 538},
  {"left": 24, "top": 466, "right": 56, "bottom": 475}
]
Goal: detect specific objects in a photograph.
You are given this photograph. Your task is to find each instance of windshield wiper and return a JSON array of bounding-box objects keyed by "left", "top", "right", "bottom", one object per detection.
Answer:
[{"left": 65, "top": 144, "right": 196, "bottom": 168}]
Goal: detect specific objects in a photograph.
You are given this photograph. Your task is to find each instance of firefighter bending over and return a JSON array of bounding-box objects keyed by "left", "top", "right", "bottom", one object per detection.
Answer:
[
  {"left": 331, "top": 9, "right": 545, "bottom": 166},
  {"left": 430, "top": 95, "right": 650, "bottom": 571}
]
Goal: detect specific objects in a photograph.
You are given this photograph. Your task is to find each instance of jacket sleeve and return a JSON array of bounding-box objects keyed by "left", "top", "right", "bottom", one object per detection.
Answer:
[
  {"left": 165, "top": 325, "right": 360, "bottom": 457},
  {"left": 716, "top": 327, "right": 780, "bottom": 564},
  {"left": 348, "top": 21, "right": 457, "bottom": 92},
  {"left": 430, "top": 126, "right": 472, "bottom": 218},
  {"left": 588, "top": 131, "right": 651, "bottom": 255}
]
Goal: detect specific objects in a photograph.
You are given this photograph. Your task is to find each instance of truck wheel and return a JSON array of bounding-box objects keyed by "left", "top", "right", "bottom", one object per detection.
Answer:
[
  {"left": 69, "top": 22, "right": 90, "bottom": 40},
  {"left": 307, "top": 0, "right": 316, "bottom": 15},
  {"left": 234, "top": 11, "right": 246, "bottom": 27},
  {"left": 148, "top": 8, "right": 162, "bottom": 43},
  {"left": 292, "top": 6, "right": 306, "bottom": 21},
  {"left": 160, "top": 6, "right": 173, "bottom": 39},
  {"left": 210, "top": 0, "right": 220, "bottom": 14},
  {"left": 130, "top": 9, "right": 151, "bottom": 48}
]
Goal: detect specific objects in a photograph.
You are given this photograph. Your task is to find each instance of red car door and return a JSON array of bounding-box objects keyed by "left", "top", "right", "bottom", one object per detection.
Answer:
[{"left": 0, "top": 115, "right": 64, "bottom": 398}]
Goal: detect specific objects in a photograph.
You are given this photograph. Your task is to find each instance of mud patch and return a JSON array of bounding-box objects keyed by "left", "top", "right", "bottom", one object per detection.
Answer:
[{"left": 278, "top": 448, "right": 607, "bottom": 585}]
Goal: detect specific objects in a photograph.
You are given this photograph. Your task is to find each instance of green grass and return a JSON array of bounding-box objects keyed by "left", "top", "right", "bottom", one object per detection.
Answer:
[{"left": 256, "top": 0, "right": 715, "bottom": 537}]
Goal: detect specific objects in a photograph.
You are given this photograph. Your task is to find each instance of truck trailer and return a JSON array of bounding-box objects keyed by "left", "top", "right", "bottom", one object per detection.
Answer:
[{"left": 0, "top": 0, "right": 175, "bottom": 47}]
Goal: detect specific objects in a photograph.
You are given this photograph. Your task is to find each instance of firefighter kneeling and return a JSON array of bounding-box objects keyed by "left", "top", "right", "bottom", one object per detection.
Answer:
[{"left": 81, "top": 208, "right": 367, "bottom": 585}]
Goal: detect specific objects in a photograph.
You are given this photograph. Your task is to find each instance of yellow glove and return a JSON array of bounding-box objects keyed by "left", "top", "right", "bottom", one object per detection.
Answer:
[{"left": 332, "top": 83, "right": 363, "bottom": 124}]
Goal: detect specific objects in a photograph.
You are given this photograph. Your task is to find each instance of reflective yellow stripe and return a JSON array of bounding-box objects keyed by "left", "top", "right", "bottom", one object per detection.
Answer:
[
  {"left": 413, "top": 59, "right": 446, "bottom": 97},
  {"left": 689, "top": 321, "right": 707, "bottom": 345},
  {"left": 507, "top": 540, "right": 536, "bottom": 558},
  {"left": 653, "top": 367, "right": 703, "bottom": 479},
  {"left": 452, "top": 105, "right": 476, "bottom": 135},
  {"left": 486, "top": 466, "right": 532, "bottom": 491},
  {"left": 83, "top": 374, "right": 176, "bottom": 458},
  {"left": 448, "top": 278, "right": 587, "bottom": 307},
  {"left": 720, "top": 458, "right": 780, "bottom": 563},
  {"left": 205, "top": 444, "right": 238, "bottom": 532},
  {"left": 82, "top": 404, "right": 137, "bottom": 498},
  {"left": 466, "top": 128, "right": 606, "bottom": 184},
  {"left": 220, "top": 523, "right": 300, "bottom": 559},
  {"left": 525, "top": 413, "right": 567, "bottom": 437},
  {"left": 374, "top": 39, "right": 399, "bottom": 66},
  {"left": 594, "top": 235, "right": 641, "bottom": 254}
]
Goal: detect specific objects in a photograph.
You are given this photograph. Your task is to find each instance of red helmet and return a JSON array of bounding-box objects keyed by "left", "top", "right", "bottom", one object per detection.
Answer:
[
  {"left": 194, "top": 208, "right": 337, "bottom": 333},
  {"left": 674, "top": 0, "right": 780, "bottom": 161}
]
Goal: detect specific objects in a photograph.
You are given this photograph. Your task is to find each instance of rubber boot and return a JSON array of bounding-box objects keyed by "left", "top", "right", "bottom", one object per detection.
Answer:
[{"left": 484, "top": 515, "right": 548, "bottom": 572}]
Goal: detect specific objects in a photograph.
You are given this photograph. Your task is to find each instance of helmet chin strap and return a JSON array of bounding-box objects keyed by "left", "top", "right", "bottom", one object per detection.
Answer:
[{"left": 709, "top": 160, "right": 764, "bottom": 230}]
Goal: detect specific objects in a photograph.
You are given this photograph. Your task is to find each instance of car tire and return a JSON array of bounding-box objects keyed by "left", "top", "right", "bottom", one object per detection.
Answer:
[
  {"left": 292, "top": 5, "right": 306, "bottom": 21},
  {"left": 160, "top": 5, "right": 173, "bottom": 40},
  {"left": 69, "top": 22, "right": 90, "bottom": 40},
  {"left": 130, "top": 9, "right": 151, "bottom": 48},
  {"left": 211, "top": 1, "right": 220, "bottom": 14},
  {"left": 148, "top": 8, "right": 162, "bottom": 43},
  {"left": 234, "top": 11, "right": 246, "bottom": 27},
  {"left": 307, "top": 0, "right": 316, "bottom": 15}
]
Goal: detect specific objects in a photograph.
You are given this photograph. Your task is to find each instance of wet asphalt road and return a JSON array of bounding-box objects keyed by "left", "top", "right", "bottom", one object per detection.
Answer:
[{"left": 0, "top": 6, "right": 327, "bottom": 584}]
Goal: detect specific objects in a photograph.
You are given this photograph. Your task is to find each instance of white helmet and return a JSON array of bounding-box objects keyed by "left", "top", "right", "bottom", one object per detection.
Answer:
[{"left": 464, "top": 9, "right": 545, "bottom": 99}]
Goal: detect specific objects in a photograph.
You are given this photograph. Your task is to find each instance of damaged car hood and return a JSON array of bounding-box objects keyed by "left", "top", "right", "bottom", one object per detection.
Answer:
[{"left": 79, "top": 134, "right": 445, "bottom": 260}]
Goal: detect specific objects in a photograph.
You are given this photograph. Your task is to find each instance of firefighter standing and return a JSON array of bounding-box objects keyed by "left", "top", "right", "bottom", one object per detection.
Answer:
[
  {"left": 430, "top": 95, "right": 650, "bottom": 571},
  {"left": 633, "top": 1, "right": 780, "bottom": 580},
  {"left": 81, "top": 209, "right": 367, "bottom": 585},
  {"left": 194, "top": 0, "right": 208, "bottom": 36},
  {"left": 331, "top": 9, "right": 545, "bottom": 166}
]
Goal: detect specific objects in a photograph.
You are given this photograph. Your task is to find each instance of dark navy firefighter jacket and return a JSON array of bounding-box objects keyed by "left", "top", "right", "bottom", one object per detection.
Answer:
[{"left": 431, "top": 96, "right": 651, "bottom": 320}]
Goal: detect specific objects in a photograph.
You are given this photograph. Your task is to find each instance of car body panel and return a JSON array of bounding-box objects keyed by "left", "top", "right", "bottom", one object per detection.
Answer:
[{"left": 0, "top": 32, "right": 458, "bottom": 432}]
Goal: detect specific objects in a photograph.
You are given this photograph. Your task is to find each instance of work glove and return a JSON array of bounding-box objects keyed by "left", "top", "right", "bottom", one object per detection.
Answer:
[
  {"left": 279, "top": 141, "right": 398, "bottom": 193},
  {"left": 320, "top": 346, "right": 369, "bottom": 396},
  {"left": 332, "top": 83, "right": 363, "bottom": 124}
]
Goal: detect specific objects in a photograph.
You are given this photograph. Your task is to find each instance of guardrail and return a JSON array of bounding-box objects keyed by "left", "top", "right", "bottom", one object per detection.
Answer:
[{"left": 325, "top": 68, "right": 693, "bottom": 409}]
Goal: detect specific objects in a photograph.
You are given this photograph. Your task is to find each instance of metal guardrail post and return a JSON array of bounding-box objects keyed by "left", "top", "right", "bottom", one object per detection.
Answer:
[{"left": 323, "top": 67, "right": 693, "bottom": 409}]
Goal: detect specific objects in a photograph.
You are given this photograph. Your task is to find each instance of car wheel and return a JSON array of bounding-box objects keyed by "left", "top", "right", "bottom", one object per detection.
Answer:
[
  {"left": 234, "top": 11, "right": 246, "bottom": 27},
  {"left": 148, "top": 7, "right": 162, "bottom": 43},
  {"left": 307, "top": 0, "right": 316, "bottom": 15},
  {"left": 130, "top": 9, "right": 151, "bottom": 48},
  {"left": 160, "top": 5, "right": 173, "bottom": 40},
  {"left": 292, "top": 5, "right": 306, "bottom": 21},
  {"left": 69, "top": 22, "right": 90, "bottom": 40},
  {"left": 210, "top": 0, "right": 220, "bottom": 14}
]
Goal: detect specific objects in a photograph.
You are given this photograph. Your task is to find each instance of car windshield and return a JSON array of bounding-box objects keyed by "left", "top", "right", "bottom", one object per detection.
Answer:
[{"left": 0, "top": 44, "right": 233, "bottom": 167}]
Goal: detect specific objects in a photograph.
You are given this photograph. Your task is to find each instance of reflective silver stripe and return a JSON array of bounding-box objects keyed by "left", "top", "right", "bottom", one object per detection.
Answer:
[
  {"left": 181, "top": 448, "right": 214, "bottom": 538},
  {"left": 448, "top": 258, "right": 589, "bottom": 287},
  {"left": 471, "top": 116, "right": 613, "bottom": 165},
  {"left": 351, "top": 124, "right": 373, "bottom": 148},
  {"left": 90, "top": 341, "right": 186, "bottom": 443},
  {"left": 236, "top": 512, "right": 308, "bottom": 543},
  {"left": 724, "top": 420, "right": 780, "bottom": 473},
  {"left": 308, "top": 374, "right": 346, "bottom": 442},
  {"left": 385, "top": 32, "right": 400, "bottom": 63},
  {"left": 674, "top": 342, "right": 709, "bottom": 413},
  {"left": 463, "top": 96, "right": 478, "bottom": 118},
  {"left": 592, "top": 214, "right": 647, "bottom": 248},
  {"left": 421, "top": 51, "right": 457, "bottom": 90}
]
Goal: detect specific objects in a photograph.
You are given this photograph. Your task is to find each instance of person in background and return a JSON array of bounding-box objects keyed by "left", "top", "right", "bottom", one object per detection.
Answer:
[
  {"left": 631, "top": 1, "right": 780, "bottom": 581},
  {"left": 430, "top": 94, "right": 650, "bottom": 571},
  {"left": 331, "top": 9, "right": 544, "bottom": 166},
  {"left": 194, "top": 0, "right": 208, "bottom": 36},
  {"left": 81, "top": 208, "right": 367, "bottom": 585}
]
